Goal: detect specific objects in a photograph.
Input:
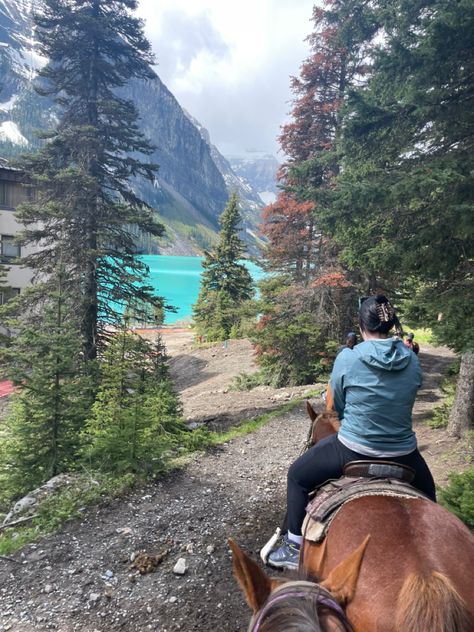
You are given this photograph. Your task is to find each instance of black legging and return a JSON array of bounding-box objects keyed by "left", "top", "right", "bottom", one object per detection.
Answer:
[{"left": 287, "top": 434, "right": 436, "bottom": 536}]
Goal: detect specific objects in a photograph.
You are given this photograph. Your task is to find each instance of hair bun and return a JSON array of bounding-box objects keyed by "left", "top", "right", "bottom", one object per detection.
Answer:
[{"left": 359, "top": 295, "right": 400, "bottom": 335}]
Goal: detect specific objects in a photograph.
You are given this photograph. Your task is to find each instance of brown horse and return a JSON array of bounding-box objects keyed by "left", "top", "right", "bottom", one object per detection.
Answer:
[
  {"left": 302, "top": 405, "right": 474, "bottom": 632},
  {"left": 230, "top": 537, "right": 369, "bottom": 632}
]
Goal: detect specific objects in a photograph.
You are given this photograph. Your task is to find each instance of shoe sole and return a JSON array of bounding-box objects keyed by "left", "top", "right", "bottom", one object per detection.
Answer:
[{"left": 267, "top": 558, "right": 299, "bottom": 570}]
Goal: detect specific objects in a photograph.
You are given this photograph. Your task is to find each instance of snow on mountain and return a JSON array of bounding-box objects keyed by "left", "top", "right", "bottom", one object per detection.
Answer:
[
  {"left": 0, "top": 120, "right": 28, "bottom": 144},
  {"left": 0, "top": 93, "right": 18, "bottom": 111},
  {"left": 227, "top": 153, "right": 280, "bottom": 208},
  {"left": 0, "top": 0, "right": 41, "bottom": 105}
]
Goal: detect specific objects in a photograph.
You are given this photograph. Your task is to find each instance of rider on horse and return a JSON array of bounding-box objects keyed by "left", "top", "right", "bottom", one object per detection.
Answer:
[{"left": 268, "top": 295, "right": 436, "bottom": 570}]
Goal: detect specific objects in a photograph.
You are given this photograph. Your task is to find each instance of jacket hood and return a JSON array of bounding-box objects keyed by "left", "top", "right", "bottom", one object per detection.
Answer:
[{"left": 356, "top": 338, "right": 412, "bottom": 371}]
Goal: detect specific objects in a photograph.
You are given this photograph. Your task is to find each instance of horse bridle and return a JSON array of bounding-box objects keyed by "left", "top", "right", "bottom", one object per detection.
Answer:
[{"left": 248, "top": 580, "right": 353, "bottom": 632}]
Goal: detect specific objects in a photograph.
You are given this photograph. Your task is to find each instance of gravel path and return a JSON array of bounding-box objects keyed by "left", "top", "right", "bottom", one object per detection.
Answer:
[{"left": 0, "top": 337, "right": 467, "bottom": 632}]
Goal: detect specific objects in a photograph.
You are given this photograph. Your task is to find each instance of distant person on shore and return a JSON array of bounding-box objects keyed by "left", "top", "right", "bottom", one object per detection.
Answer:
[
  {"left": 404, "top": 333, "right": 420, "bottom": 355},
  {"left": 337, "top": 332, "right": 358, "bottom": 355}
]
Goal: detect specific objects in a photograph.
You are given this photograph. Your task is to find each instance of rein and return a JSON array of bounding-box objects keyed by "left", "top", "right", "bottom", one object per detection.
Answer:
[{"left": 248, "top": 580, "right": 352, "bottom": 632}]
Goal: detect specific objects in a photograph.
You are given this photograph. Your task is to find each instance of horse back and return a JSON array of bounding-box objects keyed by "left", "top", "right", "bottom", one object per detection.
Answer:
[{"left": 302, "top": 495, "right": 474, "bottom": 632}]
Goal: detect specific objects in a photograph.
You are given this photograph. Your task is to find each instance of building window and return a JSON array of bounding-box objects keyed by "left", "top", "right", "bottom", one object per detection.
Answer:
[
  {"left": 0, "top": 287, "right": 20, "bottom": 305},
  {"left": 0, "top": 181, "right": 15, "bottom": 208},
  {"left": 1, "top": 235, "right": 21, "bottom": 262},
  {"left": 0, "top": 180, "right": 29, "bottom": 207}
]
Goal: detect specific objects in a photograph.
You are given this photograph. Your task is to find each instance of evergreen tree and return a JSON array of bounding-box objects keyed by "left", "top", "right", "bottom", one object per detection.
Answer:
[
  {"left": 253, "top": 1, "right": 371, "bottom": 384},
  {"left": 260, "top": 193, "right": 318, "bottom": 284},
  {"left": 328, "top": 0, "right": 474, "bottom": 350},
  {"left": 81, "top": 330, "right": 183, "bottom": 475},
  {"left": 0, "top": 262, "right": 14, "bottom": 348},
  {"left": 193, "top": 193, "right": 255, "bottom": 340},
  {"left": 0, "top": 274, "right": 93, "bottom": 504},
  {"left": 280, "top": 1, "right": 377, "bottom": 212},
  {"left": 15, "top": 0, "right": 165, "bottom": 362}
]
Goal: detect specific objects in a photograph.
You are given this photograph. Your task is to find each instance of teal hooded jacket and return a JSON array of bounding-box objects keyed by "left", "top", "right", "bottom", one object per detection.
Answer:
[{"left": 330, "top": 337, "right": 422, "bottom": 455}]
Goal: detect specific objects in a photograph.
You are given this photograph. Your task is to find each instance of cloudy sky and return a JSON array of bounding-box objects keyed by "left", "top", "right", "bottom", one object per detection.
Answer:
[{"left": 136, "top": 0, "right": 315, "bottom": 158}]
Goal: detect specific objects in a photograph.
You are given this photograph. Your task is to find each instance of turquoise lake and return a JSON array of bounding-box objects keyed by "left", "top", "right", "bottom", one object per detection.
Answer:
[{"left": 141, "top": 255, "right": 264, "bottom": 324}]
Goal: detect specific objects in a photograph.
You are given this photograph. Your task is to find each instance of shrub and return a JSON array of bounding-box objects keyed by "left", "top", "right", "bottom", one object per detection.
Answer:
[
  {"left": 439, "top": 468, "right": 474, "bottom": 529},
  {"left": 231, "top": 370, "right": 271, "bottom": 391},
  {"left": 251, "top": 274, "right": 357, "bottom": 387},
  {"left": 427, "top": 359, "right": 460, "bottom": 429}
]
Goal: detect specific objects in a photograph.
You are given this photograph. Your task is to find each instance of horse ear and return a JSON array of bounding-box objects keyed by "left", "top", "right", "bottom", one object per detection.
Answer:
[
  {"left": 320, "top": 535, "right": 370, "bottom": 606},
  {"left": 307, "top": 400, "right": 318, "bottom": 422},
  {"left": 325, "top": 382, "right": 334, "bottom": 411},
  {"left": 228, "top": 538, "right": 274, "bottom": 613}
]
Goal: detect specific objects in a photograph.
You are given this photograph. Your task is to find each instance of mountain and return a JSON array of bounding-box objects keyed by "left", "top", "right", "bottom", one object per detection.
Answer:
[
  {"left": 0, "top": 0, "right": 264, "bottom": 255},
  {"left": 184, "top": 112, "right": 266, "bottom": 247},
  {"left": 227, "top": 153, "right": 280, "bottom": 206}
]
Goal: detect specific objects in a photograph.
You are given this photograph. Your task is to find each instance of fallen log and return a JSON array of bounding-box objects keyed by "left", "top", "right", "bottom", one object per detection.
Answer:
[{"left": 0, "top": 514, "right": 39, "bottom": 532}]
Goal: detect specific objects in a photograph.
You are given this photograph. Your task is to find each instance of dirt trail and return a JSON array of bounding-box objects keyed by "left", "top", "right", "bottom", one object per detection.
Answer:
[{"left": 0, "top": 335, "right": 470, "bottom": 632}]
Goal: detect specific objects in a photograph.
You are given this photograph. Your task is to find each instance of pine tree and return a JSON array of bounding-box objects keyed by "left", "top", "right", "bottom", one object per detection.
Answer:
[
  {"left": 15, "top": 0, "right": 165, "bottom": 362},
  {"left": 193, "top": 193, "right": 255, "bottom": 340},
  {"left": 329, "top": 0, "right": 474, "bottom": 350},
  {"left": 260, "top": 193, "right": 318, "bottom": 284},
  {"left": 0, "top": 273, "right": 93, "bottom": 504},
  {"left": 81, "top": 330, "right": 183, "bottom": 475},
  {"left": 0, "top": 262, "right": 14, "bottom": 347},
  {"left": 253, "top": 1, "right": 371, "bottom": 385},
  {"left": 280, "top": 1, "right": 376, "bottom": 190}
]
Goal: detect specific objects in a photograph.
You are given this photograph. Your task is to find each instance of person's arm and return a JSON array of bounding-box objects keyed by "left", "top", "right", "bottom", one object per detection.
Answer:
[{"left": 330, "top": 351, "right": 349, "bottom": 418}]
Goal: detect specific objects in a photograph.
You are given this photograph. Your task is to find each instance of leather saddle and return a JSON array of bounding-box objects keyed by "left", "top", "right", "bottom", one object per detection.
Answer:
[
  {"left": 343, "top": 459, "right": 415, "bottom": 483},
  {"left": 303, "top": 460, "right": 426, "bottom": 543}
]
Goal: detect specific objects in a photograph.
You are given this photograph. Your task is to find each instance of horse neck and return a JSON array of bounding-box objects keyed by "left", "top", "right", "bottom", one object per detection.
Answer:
[
  {"left": 314, "top": 415, "right": 340, "bottom": 443},
  {"left": 258, "top": 608, "right": 345, "bottom": 632}
]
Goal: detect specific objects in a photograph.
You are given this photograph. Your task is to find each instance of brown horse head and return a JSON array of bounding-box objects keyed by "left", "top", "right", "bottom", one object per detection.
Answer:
[
  {"left": 306, "top": 402, "right": 340, "bottom": 445},
  {"left": 229, "top": 537, "right": 369, "bottom": 631}
]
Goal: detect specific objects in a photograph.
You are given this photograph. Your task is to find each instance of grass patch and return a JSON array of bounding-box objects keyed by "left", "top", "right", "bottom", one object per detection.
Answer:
[
  {"left": 208, "top": 392, "right": 319, "bottom": 444},
  {"left": 0, "top": 392, "right": 320, "bottom": 555},
  {"left": 0, "top": 472, "right": 136, "bottom": 556},
  {"left": 177, "top": 390, "right": 321, "bottom": 453},
  {"left": 405, "top": 327, "right": 433, "bottom": 345}
]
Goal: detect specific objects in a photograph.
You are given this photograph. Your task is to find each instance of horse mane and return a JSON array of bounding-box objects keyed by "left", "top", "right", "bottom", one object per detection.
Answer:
[
  {"left": 396, "top": 571, "right": 474, "bottom": 632},
  {"left": 316, "top": 410, "right": 339, "bottom": 426},
  {"left": 258, "top": 597, "right": 347, "bottom": 632}
]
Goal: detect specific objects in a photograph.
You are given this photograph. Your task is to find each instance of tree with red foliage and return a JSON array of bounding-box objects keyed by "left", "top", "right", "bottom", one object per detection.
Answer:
[
  {"left": 281, "top": 1, "right": 376, "bottom": 190},
  {"left": 260, "top": 193, "right": 317, "bottom": 284},
  {"left": 262, "top": 1, "right": 376, "bottom": 286},
  {"left": 253, "top": 2, "right": 375, "bottom": 385}
]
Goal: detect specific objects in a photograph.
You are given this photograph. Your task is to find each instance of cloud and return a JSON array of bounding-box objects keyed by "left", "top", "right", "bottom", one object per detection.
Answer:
[
  {"left": 137, "top": 0, "right": 315, "bottom": 156},
  {"left": 152, "top": 9, "right": 230, "bottom": 83}
]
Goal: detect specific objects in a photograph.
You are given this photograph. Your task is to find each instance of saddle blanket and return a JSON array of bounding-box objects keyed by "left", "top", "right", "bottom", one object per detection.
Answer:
[{"left": 302, "top": 476, "right": 428, "bottom": 543}]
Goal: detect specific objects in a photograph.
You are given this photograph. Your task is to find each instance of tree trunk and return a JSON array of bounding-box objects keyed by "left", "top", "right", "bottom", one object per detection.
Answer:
[{"left": 447, "top": 352, "right": 474, "bottom": 438}]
